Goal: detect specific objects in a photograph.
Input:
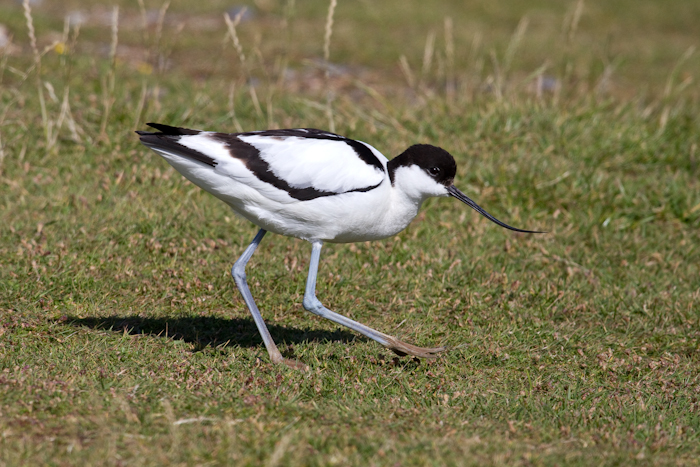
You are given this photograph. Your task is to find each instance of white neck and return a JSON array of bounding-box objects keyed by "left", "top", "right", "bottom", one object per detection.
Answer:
[{"left": 378, "top": 165, "right": 444, "bottom": 237}]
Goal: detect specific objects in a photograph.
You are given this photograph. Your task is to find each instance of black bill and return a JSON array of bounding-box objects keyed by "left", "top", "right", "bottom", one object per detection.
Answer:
[{"left": 447, "top": 185, "right": 545, "bottom": 234}]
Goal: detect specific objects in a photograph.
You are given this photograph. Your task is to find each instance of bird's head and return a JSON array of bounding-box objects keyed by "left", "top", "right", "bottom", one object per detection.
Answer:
[{"left": 388, "top": 144, "right": 544, "bottom": 234}]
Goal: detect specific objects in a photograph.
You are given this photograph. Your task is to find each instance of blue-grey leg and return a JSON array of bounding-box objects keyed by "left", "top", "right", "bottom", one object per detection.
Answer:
[
  {"left": 302, "top": 241, "right": 446, "bottom": 358},
  {"left": 232, "top": 229, "right": 306, "bottom": 368}
]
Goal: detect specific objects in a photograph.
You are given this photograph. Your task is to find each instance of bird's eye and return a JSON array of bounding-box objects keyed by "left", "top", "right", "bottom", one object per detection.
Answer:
[{"left": 429, "top": 166, "right": 441, "bottom": 176}]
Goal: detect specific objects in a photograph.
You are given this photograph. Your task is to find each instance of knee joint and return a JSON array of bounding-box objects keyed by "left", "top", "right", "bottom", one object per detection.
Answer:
[
  {"left": 231, "top": 263, "right": 246, "bottom": 281},
  {"left": 302, "top": 295, "right": 318, "bottom": 311}
]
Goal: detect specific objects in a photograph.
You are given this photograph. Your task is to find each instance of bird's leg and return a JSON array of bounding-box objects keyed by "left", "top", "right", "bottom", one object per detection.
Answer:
[
  {"left": 302, "top": 241, "right": 446, "bottom": 359},
  {"left": 232, "top": 229, "right": 306, "bottom": 369}
]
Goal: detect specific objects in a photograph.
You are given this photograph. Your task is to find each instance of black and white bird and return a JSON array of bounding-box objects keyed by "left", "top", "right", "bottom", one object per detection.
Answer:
[{"left": 137, "top": 123, "right": 541, "bottom": 368}]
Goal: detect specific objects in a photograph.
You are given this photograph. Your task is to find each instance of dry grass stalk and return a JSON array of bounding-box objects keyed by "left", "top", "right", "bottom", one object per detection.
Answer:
[
  {"left": 489, "top": 50, "right": 503, "bottom": 100},
  {"left": 137, "top": 0, "right": 149, "bottom": 42},
  {"left": 225, "top": 6, "right": 265, "bottom": 122},
  {"left": 663, "top": 46, "right": 695, "bottom": 99},
  {"left": 132, "top": 80, "right": 148, "bottom": 131},
  {"left": 323, "top": 0, "right": 337, "bottom": 64},
  {"left": 503, "top": 16, "right": 529, "bottom": 77},
  {"left": 399, "top": 55, "right": 416, "bottom": 89},
  {"left": 559, "top": 0, "right": 585, "bottom": 97},
  {"left": 154, "top": 1, "right": 171, "bottom": 73},
  {"left": 249, "top": 85, "right": 263, "bottom": 118},
  {"left": 444, "top": 17, "right": 455, "bottom": 98},
  {"left": 0, "top": 49, "right": 7, "bottom": 85},
  {"left": 659, "top": 46, "right": 695, "bottom": 130},
  {"left": 323, "top": 0, "right": 338, "bottom": 132},
  {"left": 420, "top": 30, "right": 436, "bottom": 87},
  {"left": 266, "top": 92, "right": 276, "bottom": 129},
  {"left": 23, "top": 0, "right": 51, "bottom": 149},
  {"left": 0, "top": 108, "right": 6, "bottom": 172},
  {"left": 227, "top": 83, "right": 244, "bottom": 132},
  {"left": 22, "top": 0, "right": 38, "bottom": 63},
  {"left": 99, "top": 6, "right": 119, "bottom": 141},
  {"left": 224, "top": 8, "right": 249, "bottom": 78},
  {"left": 567, "top": 0, "right": 585, "bottom": 43},
  {"left": 60, "top": 88, "right": 84, "bottom": 144}
]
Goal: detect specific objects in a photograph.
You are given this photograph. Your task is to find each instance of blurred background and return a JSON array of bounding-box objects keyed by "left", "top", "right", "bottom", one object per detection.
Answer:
[
  {"left": 1, "top": 0, "right": 698, "bottom": 126},
  {"left": 1, "top": 1, "right": 699, "bottom": 465}
]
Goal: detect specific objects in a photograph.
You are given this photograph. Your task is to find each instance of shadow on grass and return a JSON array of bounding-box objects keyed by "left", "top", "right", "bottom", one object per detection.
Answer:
[{"left": 63, "top": 315, "right": 361, "bottom": 352}]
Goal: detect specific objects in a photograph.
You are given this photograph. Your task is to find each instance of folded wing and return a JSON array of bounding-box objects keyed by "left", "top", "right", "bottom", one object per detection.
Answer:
[{"left": 137, "top": 124, "right": 387, "bottom": 202}]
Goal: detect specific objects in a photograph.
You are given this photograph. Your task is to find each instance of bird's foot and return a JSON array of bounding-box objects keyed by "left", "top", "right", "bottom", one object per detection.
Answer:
[
  {"left": 270, "top": 353, "right": 309, "bottom": 370},
  {"left": 281, "top": 358, "right": 309, "bottom": 370},
  {"left": 385, "top": 337, "right": 446, "bottom": 358}
]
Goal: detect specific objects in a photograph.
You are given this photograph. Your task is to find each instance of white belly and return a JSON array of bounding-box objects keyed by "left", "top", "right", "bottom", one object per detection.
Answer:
[{"left": 228, "top": 181, "right": 421, "bottom": 243}]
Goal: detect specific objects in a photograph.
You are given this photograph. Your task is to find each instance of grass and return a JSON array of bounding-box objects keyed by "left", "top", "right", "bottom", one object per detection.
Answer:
[{"left": 1, "top": 0, "right": 699, "bottom": 465}]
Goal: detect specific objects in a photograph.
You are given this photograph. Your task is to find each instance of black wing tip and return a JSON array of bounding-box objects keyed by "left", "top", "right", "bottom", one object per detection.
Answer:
[
  {"left": 135, "top": 123, "right": 216, "bottom": 167},
  {"left": 136, "top": 133, "right": 217, "bottom": 168},
  {"left": 136, "top": 123, "right": 201, "bottom": 136},
  {"left": 137, "top": 134, "right": 162, "bottom": 145}
]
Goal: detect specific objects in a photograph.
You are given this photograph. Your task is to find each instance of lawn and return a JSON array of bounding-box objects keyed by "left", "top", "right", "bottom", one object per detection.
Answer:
[{"left": 1, "top": 0, "right": 699, "bottom": 465}]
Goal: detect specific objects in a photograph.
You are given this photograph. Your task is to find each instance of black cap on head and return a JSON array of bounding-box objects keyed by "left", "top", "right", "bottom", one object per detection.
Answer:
[{"left": 388, "top": 144, "right": 457, "bottom": 186}]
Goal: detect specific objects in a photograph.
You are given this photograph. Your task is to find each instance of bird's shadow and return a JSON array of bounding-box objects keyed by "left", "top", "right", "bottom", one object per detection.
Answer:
[{"left": 62, "top": 315, "right": 361, "bottom": 352}]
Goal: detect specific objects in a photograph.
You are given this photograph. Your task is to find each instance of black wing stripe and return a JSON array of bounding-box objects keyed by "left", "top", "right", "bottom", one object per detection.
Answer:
[
  {"left": 212, "top": 133, "right": 382, "bottom": 201},
  {"left": 138, "top": 134, "right": 217, "bottom": 167},
  {"left": 343, "top": 139, "right": 384, "bottom": 172}
]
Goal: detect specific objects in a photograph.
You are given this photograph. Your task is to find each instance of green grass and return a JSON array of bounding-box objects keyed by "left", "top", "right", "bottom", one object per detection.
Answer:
[{"left": 1, "top": 0, "right": 699, "bottom": 465}]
